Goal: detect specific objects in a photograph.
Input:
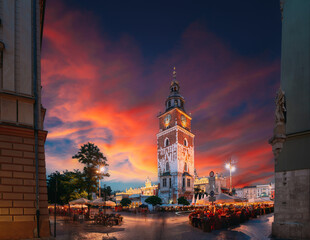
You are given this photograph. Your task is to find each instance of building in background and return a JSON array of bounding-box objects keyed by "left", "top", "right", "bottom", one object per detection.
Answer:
[
  {"left": 256, "top": 184, "right": 273, "bottom": 198},
  {"left": 0, "top": 1, "right": 50, "bottom": 239},
  {"left": 157, "top": 69, "right": 195, "bottom": 204},
  {"left": 269, "top": 1, "right": 310, "bottom": 238},
  {"left": 242, "top": 186, "right": 257, "bottom": 200},
  {"left": 235, "top": 183, "right": 274, "bottom": 200},
  {"left": 194, "top": 173, "right": 227, "bottom": 194},
  {"left": 141, "top": 177, "right": 158, "bottom": 196},
  {"left": 235, "top": 188, "right": 244, "bottom": 198},
  {"left": 115, "top": 177, "right": 158, "bottom": 207}
]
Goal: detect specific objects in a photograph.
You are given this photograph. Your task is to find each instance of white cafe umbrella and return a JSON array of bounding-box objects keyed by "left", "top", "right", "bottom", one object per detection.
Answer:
[
  {"left": 104, "top": 200, "right": 116, "bottom": 207},
  {"left": 69, "top": 198, "right": 89, "bottom": 205},
  {"left": 211, "top": 193, "right": 243, "bottom": 203},
  {"left": 90, "top": 198, "right": 116, "bottom": 207},
  {"left": 248, "top": 197, "right": 273, "bottom": 203},
  {"left": 89, "top": 198, "right": 105, "bottom": 206}
]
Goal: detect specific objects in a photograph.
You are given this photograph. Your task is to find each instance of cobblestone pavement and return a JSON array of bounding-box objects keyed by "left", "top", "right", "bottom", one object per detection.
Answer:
[{"left": 52, "top": 212, "right": 274, "bottom": 240}]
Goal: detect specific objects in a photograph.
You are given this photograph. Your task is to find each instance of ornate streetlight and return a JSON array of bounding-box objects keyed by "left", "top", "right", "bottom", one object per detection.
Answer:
[
  {"left": 225, "top": 159, "right": 236, "bottom": 194},
  {"left": 96, "top": 166, "right": 106, "bottom": 198}
]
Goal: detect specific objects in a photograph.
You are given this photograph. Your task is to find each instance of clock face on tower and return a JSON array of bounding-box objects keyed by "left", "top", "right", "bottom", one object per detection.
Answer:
[
  {"left": 164, "top": 114, "right": 171, "bottom": 126},
  {"left": 181, "top": 115, "right": 187, "bottom": 126}
]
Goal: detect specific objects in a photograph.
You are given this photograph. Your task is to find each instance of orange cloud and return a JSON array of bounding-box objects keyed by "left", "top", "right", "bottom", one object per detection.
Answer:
[{"left": 42, "top": 3, "right": 279, "bottom": 189}]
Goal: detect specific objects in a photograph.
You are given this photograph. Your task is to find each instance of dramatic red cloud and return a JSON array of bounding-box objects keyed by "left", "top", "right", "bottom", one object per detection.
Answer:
[{"left": 42, "top": 3, "right": 279, "bottom": 189}]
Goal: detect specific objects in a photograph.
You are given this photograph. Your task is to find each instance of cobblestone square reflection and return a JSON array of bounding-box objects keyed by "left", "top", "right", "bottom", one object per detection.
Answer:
[{"left": 54, "top": 212, "right": 274, "bottom": 240}]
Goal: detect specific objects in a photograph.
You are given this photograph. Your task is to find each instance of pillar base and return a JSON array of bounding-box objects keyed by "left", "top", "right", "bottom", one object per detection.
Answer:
[
  {"left": 0, "top": 220, "right": 51, "bottom": 240},
  {"left": 273, "top": 169, "right": 310, "bottom": 239},
  {"left": 272, "top": 221, "right": 310, "bottom": 239}
]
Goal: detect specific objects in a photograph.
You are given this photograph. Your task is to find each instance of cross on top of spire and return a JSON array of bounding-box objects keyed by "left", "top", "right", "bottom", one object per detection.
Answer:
[{"left": 173, "top": 66, "right": 176, "bottom": 80}]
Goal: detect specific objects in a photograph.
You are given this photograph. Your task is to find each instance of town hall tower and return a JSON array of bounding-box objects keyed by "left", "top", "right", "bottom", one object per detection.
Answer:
[{"left": 157, "top": 68, "right": 195, "bottom": 204}]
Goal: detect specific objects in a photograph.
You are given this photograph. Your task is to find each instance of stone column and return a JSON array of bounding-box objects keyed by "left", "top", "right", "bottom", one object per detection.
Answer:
[
  {"left": 270, "top": 0, "right": 310, "bottom": 239},
  {"left": 0, "top": 0, "right": 50, "bottom": 239}
]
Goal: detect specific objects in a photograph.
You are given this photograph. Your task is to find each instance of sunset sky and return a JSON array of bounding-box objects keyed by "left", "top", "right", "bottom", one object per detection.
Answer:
[{"left": 42, "top": 0, "right": 282, "bottom": 191}]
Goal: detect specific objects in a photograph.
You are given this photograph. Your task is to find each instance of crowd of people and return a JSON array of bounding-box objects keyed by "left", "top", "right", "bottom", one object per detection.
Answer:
[{"left": 189, "top": 204, "right": 274, "bottom": 232}]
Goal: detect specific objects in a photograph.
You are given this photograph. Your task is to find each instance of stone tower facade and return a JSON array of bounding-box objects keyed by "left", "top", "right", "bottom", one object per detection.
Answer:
[
  {"left": 0, "top": 0, "right": 50, "bottom": 239},
  {"left": 270, "top": 0, "right": 310, "bottom": 239},
  {"left": 157, "top": 69, "right": 195, "bottom": 204}
]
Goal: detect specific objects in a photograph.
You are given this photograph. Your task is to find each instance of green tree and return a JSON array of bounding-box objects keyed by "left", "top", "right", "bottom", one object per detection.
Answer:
[
  {"left": 47, "top": 171, "right": 63, "bottom": 204},
  {"left": 177, "top": 196, "right": 190, "bottom": 206},
  {"left": 47, "top": 170, "right": 88, "bottom": 204},
  {"left": 101, "top": 186, "right": 112, "bottom": 198},
  {"left": 145, "top": 196, "right": 162, "bottom": 207},
  {"left": 120, "top": 198, "right": 131, "bottom": 207},
  {"left": 72, "top": 142, "right": 109, "bottom": 199}
]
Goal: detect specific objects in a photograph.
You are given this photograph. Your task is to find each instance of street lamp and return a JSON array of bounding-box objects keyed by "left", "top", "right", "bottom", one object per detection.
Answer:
[
  {"left": 225, "top": 159, "right": 236, "bottom": 194},
  {"left": 96, "top": 166, "right": 105, "bottom": 198}
]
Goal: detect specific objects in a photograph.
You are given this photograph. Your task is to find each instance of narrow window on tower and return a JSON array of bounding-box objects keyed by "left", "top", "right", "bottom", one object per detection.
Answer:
[
  {"left": 166, "top": 162, "right": 169, "bottom": 172},
  {"left": 169, "top": 178, "right": 171, "bottom": 188},
  {"left": 184, "top": 138, "right": 188, "bottom": 146},
  {"left": 163, "top": 178, "right": 167, "bottom": 187},
  {"left": 187, "top": 179, "right": 190, "bottom": 187},
  {"left": 182, "top": 178, "right": 185, "bottom": 188},
  {"left": 165, "top": 138, "right": 169, "bottom": 147}
]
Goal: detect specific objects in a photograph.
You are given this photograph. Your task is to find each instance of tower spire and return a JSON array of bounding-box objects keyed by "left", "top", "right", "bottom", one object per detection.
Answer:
[{"left": 173, "top": 66, "right": 176, "bottom": 81}]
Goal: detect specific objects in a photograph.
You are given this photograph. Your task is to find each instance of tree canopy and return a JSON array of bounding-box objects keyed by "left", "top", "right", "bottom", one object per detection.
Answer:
[
  {"left": 101, "top": 186, "right": 112, "bottom": 197},
  {"left": 145, "top": 196, "right": 162, "bottom": 206},
  {"left": 72, "top": 142, "right": 109, "bottom": 199},
  {"left": 47, "top": 170, "right": 88, "bottom": 205},
  {"left": 120, "top": 198, "right": 131, "bottom": 207},
  {"left": 177, "top": 196, "right": 190, "bottom": 206}
]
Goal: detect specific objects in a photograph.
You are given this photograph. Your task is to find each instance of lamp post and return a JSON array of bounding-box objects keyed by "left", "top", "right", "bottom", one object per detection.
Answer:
[
  {"left": 54, "top": 176, "right": 57, "bottom": 237},
  {"left": 103, "top": 184, "right": 106, "bottom": 216},
  {"left": 225, "top": 159, "right": 236, "bottom": 194},
  {"left": 97, "top": 166, "right": 105, "bottom": 198}
]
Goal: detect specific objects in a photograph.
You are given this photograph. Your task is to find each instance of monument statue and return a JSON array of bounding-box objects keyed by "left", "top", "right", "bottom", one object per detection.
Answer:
[
  {"left": 269, "top": 88, "right": 287, "bottom": 161},
  {"left": 275, "top": 88, "right": 286, "bottom": 124}
]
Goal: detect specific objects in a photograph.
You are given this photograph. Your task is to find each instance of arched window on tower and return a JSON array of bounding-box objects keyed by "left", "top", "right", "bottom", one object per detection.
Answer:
[
  {"left": 184, "top": 138, "right": 188, "bottom": 147},
  {"left": 164, "top": 138, "right": 169, "bottom": 147},
  {"left": 166, "top": 162, "right": 169, "bottom": 172}
]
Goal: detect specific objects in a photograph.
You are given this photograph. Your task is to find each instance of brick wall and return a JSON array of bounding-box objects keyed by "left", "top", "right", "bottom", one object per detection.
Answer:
[
  {"left": 0, "top": 125, "right": 50, "bottom": 239},
  {"left": 177, "top": 130, "right": 193, "bottom": 147},
  {"left": 157, "top": 130, "right": 177, "bottom": 148}
]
